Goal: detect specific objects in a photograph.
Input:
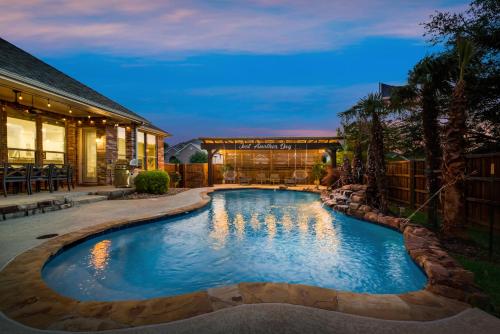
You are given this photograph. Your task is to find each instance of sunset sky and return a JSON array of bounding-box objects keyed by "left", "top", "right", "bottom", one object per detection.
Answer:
[{"left": 0, "top": 0, "right": 468, "bottom": 144}]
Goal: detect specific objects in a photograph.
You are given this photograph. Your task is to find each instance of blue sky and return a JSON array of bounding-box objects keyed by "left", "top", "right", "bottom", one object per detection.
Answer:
[{"left": 0, "top": 0, "right": 468, "bottom": 144}]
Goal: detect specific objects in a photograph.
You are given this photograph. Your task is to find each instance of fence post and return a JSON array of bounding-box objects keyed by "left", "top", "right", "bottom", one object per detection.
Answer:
[
  {"left": 182, "top": 164, "right": 187, "bottom": 188},
  {"left": 409, "top": 160, "right": 416, "bottom": 209}
]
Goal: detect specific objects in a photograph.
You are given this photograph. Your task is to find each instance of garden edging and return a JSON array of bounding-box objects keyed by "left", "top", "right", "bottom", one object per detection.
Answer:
[{"left": 321, "top": 184, "right": 488, "bottom": 306}]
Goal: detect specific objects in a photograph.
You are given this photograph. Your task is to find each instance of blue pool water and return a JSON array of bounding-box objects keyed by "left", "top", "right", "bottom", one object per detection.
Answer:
[{"left": 42, "top": 190, "right": 427, "bottom": 301}]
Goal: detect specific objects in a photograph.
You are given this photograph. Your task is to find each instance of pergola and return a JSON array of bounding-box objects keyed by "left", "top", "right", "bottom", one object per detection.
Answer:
[{"left": 200, "top": 137, "right": 342, "bottom": 186}]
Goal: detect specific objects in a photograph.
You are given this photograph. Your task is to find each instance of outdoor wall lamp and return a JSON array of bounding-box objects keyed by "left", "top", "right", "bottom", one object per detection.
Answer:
[{"left": 96, "top": 136, "right": 105, "bottom": 149}]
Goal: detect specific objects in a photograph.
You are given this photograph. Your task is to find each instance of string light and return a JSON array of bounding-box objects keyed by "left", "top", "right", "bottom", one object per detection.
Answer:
[
  {"left": 88, "top": 115, "right": 91, "bottom": 119},
  {"left": 102, "top": 119, "right": 106, "bottom": 124},
  {"left": 90, "top": 120, "right": 94, "bottom": 124},
  {"left": 77, "top": 120, "right": 82, "bottom": 125}
]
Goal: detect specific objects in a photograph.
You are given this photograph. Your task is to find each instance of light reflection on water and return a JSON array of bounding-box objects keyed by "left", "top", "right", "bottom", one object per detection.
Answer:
[
  {"left": 42, "top": 190, "right": 427, "bottom": 301},
  {"left": 90, "top": 240, "right": 111, "bottom": 270}
]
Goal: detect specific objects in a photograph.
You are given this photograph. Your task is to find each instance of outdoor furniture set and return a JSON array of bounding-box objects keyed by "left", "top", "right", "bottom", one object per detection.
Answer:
[{"left": 1, "top": 163, "right": 74, "bottom": 197}]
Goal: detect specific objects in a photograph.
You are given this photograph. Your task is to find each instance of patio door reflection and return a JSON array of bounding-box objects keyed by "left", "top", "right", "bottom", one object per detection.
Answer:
[{"left": 82, "top": 128, "right": 97, "bottom": 183}]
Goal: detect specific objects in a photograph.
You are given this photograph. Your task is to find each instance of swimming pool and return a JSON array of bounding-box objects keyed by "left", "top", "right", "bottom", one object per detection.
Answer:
[{"left": 42, "top": 189, "right": 427, "bottom": 301}]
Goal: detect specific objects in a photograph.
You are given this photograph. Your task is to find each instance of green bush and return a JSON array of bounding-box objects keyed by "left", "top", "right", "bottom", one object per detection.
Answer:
[
  {"left": 189, "top": 151, "right": 208, "bottom": 163},
  {"left": 134, "top": 170, "right": 170, "bottom": 194}
]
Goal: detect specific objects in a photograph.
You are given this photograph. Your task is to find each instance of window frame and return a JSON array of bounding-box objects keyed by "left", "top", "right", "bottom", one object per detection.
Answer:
[
  {"left": 6, "top": 115, "right": 37, "bottom": 164},
  {"left": 42, "top": 120, "right": 66, "bottom": 165}
]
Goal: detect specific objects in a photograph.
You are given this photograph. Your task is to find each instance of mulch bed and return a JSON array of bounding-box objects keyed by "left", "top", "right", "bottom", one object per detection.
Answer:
[{"left": 118, "top": 188, "right": 189, "bottom": 200}]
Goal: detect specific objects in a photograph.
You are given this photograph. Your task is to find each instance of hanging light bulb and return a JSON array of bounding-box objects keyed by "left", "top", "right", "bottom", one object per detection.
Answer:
[
  {"left": 102, "top": 119, "right": 107, "bottom": 124},
  {"left": 90, "top": 120, "right": 94, "bottom": 124},
  {"left": 88, "top": 115, "right": 91, "bottom": 119},
  {"left": 47, "top": 99, "right": 51, "bottom": 108},
  {"left": 69, "top": 106, "right": 72, "bottom": 114},
  {"left": 18, "top": 93, "right": 23, "bottom": 101},
  {"left": 77, "top": 120, "right": 82, "bottom": 125}
]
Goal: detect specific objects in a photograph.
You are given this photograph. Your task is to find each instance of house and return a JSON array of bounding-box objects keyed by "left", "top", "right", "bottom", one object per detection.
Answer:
[
  {"left": 165, "top": 139, "right": 222, "bottom": 164},
  {"left": 0, "top": 38, "right": 170, "bottom": 186}
]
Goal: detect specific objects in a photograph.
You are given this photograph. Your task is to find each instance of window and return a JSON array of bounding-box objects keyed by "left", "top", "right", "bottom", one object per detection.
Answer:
[
  {"left": 146, "top": 134, "right": 157, "bottom": 170},
  {"left": 7, "top": 117, "right": 36, "bottom": 164},
  {"left": 42, "top": 122, "right": 65, "bottom": 165},
  {"left": 137, "top": 131, "right": 145, "bottom": 168},
  {"left": 117, "top": 127, "right": 126, "bottom": 161}
]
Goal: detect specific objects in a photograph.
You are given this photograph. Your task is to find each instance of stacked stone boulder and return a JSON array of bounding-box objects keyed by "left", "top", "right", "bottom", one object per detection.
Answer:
[{"left": 321, "top": 184, "right": 488, "bottom": 307}]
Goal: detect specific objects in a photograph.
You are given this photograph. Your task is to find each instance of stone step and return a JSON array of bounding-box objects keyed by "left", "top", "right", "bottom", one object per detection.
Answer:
[{"left": 71, "top": 195, "right": 108, "bottom": 206}]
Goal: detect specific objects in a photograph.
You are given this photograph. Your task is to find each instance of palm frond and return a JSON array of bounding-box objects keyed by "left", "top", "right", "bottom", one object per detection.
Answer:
[{"left": 456, "top": 35, "right": 474, "bottom": 81}]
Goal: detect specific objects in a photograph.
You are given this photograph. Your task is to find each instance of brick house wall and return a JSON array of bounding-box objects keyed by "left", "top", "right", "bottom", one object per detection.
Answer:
[
  {"left": 96, "top": 126, "right": 107, "bottom": 185},
  {"left": 66, "top": 120, "right": 78, "bottom": 178},
  {"left": 0, "top": 105, "right": 7, "bottom": 162},
  {"left": 126, "top": 124, "right": 136, "bottom": 162},
  {"left": 157, "top": 136, "right": 165, "bottom": 170},
  {"left": 1, "top": 100, "right": 168, "bottom": 185},
  {"left": 105, "top": 125, "right": 117, "bottom": 185}
]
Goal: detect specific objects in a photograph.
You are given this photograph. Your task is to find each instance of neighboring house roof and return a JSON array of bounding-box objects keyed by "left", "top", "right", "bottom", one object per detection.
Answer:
[
  {"left": 165, "top": 139, "right": 203, "bottom": 156},
  {"left": 0, "top": 38, "right": 169, "bottom": 138},
  {"left": 379, "top": 83, "right": 400, "bottom": 99}
]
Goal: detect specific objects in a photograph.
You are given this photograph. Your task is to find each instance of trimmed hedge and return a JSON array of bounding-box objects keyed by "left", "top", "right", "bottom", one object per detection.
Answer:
[{"left": 134, "top": 170, "right": 170, "bottom": 194}]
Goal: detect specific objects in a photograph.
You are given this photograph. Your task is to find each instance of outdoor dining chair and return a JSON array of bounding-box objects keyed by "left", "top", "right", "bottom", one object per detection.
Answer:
[
  {"left": 29, "top": 164, "right": 53, "bottom": 194},
  {"left": 293, "top": 170, "right": 308, "bottom": 184},
  {"left": 223, "top": 170, "right": 237, "bottom": 184},
  {"left": 2, "top": 163, "right": 30, "bottom": 197},
  {"left": 285, "top": 170, "right": 308, "bottom": 186},
  {"left": 50, "top": 165, "right": 74, "bottom": 191},
  {"left": 256, "top": 173, "right": 267, "bottom": 184},
  {"left": 239, "top": 173, "right": 252, "bottom": 185},
  {"left": 269, "top": 173, "right": 280, "bottom": 184}
]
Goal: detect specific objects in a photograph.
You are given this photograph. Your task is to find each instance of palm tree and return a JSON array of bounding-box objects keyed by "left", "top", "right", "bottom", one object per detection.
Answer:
[
  {"left": 390, "top": 55, "right": 452, "bottom": 228},
  {"left": 341, "top": 93, "right": 389, "bottom": 213},
  {"left": 442, "top": 37, "right": 474, "bottom": 236}
]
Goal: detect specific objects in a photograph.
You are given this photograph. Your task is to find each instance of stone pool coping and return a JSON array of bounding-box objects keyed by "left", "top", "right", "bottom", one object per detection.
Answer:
[{"left": 0, "top": 186, "right": 475, "bottom": 331}]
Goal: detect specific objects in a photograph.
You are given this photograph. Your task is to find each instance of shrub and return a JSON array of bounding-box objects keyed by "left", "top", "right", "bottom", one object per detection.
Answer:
[
  {"left": 189, "top": 151, "right": 208, "bottom": 163},
  {"left": 134, "top": 170, "right": 170, "bottom": 194}
]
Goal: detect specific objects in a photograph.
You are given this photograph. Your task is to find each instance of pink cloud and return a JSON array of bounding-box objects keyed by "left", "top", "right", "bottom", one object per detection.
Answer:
[{"left": 0, "top": 1, "right": 467, "bottom": 56}]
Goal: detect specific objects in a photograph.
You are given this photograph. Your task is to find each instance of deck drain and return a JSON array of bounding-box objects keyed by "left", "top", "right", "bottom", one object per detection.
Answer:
[{"left": 36, "top": 233, "right": 59, "bottom": 239}]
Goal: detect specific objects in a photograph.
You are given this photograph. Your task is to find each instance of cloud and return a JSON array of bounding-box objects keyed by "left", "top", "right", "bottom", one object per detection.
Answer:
[{"left": 0, "top": 0, "right": 467, "bottom": 56}]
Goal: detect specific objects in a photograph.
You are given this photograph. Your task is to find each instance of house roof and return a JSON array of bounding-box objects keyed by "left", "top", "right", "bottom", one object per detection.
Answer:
[
  {"left": 379, "top": 83, "right": 400, "bottom": 99},
  {"left": 0, "top": 38, "right": 163, "bottom": 129},
  {"left": 166, "top": 139, "right": 202, "bottom": 155}
]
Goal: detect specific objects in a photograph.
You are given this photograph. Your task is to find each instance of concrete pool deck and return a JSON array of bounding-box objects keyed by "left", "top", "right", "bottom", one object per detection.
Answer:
[{"left": 0, "top": 185, "right": 499, "bottom": 333}]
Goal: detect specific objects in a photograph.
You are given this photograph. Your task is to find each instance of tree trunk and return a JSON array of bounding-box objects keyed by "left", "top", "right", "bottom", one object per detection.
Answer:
[
  {"left": 352, "top": 141, "right": 364, "bottom": 184},
  {"left": 421, "top": 86, "right": 442, "bottom": 229},
  {"left": 341, "top": 157, "right": 354, "bottom": 185},
  {"left": 365, "top": 143, "right": 378, "bottom": 208},
  {"left": 442, "top": 80, "right": 467, "bottom": 236},
  {"left": 371, "top": 112, "right": 388, "bottom": 214}
]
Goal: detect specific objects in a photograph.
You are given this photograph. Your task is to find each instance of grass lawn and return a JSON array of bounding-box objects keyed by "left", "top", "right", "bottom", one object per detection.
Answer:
[{"left": 389, "top": 203, "right": 500, "bottom": 317}]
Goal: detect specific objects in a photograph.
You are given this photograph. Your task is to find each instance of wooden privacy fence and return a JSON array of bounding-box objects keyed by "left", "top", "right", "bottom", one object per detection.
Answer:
[
  {"left": 386, "top": 153, "right": 500, "bottom": 229},
  {"left": 166, "top": 153, "right": 499, "bottom": 229},
  {"left": 164, "top": 163, "right": 208, "bottom": 188}
]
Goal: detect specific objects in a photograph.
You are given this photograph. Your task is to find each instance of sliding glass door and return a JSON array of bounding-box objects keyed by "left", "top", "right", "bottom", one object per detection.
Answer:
[{"left": 82, "top": 128, "right": 97, "bottom": 183}]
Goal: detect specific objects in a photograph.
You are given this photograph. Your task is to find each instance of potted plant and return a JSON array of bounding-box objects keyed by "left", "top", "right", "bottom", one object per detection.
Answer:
[
  {"left": 311, "top": 161, "right": 326, "bottom": 188},
  {"left": 222, "top": 164, "right": 233, "bottom": 184}
]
